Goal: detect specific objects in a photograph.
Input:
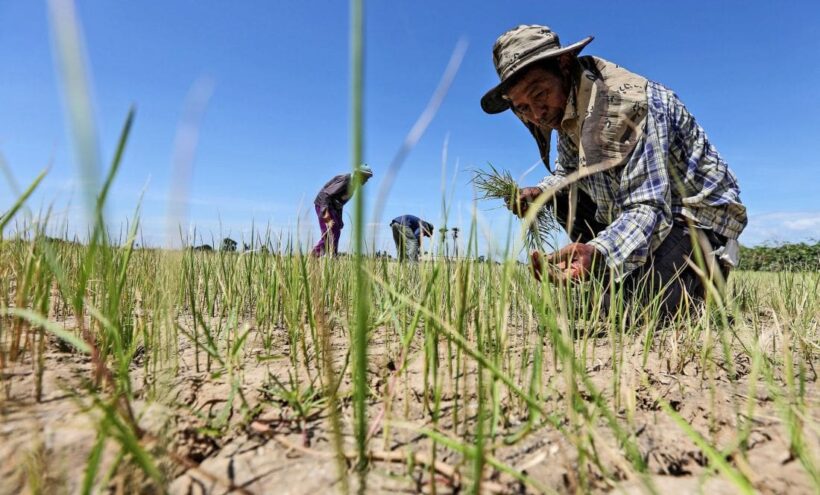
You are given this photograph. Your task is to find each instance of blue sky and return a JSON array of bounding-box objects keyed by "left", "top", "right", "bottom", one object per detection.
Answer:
[{"left": 1, "top": 1, "right": 819, "bottom": 256}]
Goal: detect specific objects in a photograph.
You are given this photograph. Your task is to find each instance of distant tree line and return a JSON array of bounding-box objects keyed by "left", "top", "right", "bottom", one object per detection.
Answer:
[{"left": 738, "top": 241, "right": 820, "bottom": 271}]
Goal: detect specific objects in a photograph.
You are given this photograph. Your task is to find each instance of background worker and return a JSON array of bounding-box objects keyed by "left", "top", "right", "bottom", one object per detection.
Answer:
[
  {"left": 390, "top": 215, "right": 434, "bottom": 262},
  {"left": 312, "top": 165, "right": 373, "bottom": 256}
]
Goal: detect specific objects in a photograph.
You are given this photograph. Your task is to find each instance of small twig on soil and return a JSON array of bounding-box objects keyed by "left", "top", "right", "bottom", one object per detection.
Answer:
[
  {"left": 250, "top": 421, "right": 509, "bottom": 493},
  {"left": 141, "top": 432, "right": 255, "bottom": 495}
]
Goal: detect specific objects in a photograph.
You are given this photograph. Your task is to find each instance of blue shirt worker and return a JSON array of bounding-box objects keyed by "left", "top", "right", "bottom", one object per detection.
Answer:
[
  {"left": 480, "top": 25, "right": 747, "bottom": 316},
  {"left": 390, "top": 215, "right": 434, "bottom": 262}
]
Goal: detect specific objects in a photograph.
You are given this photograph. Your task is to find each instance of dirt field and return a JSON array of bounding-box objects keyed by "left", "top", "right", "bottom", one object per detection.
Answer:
[{"left": 2, "top": 304, "right": 817, "bottom": 495}]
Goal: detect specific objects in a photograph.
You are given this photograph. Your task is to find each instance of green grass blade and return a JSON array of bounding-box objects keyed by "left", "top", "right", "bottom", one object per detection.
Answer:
[
  {"left": 3, "top": 307, "right": 90, "bottom": 354},
  {"left": 660, "top": 399, "right": 754, "bottom": 494},
  {"left": 0, "top": 168, "right": 48, "bottom": 231}
]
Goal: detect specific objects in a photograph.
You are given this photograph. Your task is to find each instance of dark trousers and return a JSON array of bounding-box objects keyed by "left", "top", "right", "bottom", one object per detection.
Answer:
[{"left": 551, "top": 187, "right": 728, "bottom": 317}]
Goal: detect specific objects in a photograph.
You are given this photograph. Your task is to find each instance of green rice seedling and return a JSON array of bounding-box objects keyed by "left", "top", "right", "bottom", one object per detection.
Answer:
[
  {"left": 312, "top": 277, "right": 350, "bottom": 495},
  {"left": 2, "top": 307, "right": 91, "bottom": 355},
  {"left": 0, "top": 168, "right": 48, "bottom": 233},
  {"left": 82, "top": 390, "right": 164, "bottom": 493},
  {"left": 760, "top": 285, "right": 820, "bottom": 487},
  {"left": 263, "top": 371, "right": 328, "bottom": 440},
  {"left": 388, "top": 420, "right": 553, "bottom": 494},
  {"left": 660, "top": 397, "right": 754, "bottom": 494},
  {"left": 348, "top": 0, "right": 371, "bottom": 491}
]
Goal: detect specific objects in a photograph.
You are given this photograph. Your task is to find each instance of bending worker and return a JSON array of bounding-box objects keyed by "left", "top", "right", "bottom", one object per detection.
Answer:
[
  {"left": 480, "top": 25, "right": 747, "bottom": 315},
  {"left": 390, "top": 215, "right": 434, "bottom": 262},
  {"left": 312, "top": 165, "right": 373, "bottom": 256}
]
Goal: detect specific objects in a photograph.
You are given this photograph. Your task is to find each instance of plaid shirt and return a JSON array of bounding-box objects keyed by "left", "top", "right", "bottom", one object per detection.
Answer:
[{"left": 538, "top": 59, "right": 747, "bottom": 278}]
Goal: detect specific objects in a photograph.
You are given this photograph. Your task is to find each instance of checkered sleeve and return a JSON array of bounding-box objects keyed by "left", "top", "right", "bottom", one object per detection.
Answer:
[
  {"left": 587, "top": 94, "right": 674, "bottom": 277},
  {"left": 663, "top": 87, "right": 748, "bottom": 239}
]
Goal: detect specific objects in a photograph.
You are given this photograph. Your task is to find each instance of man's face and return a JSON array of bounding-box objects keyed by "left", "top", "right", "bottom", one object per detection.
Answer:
[{"left": 505, "top": 65, "right": 568, "bottom": 131}]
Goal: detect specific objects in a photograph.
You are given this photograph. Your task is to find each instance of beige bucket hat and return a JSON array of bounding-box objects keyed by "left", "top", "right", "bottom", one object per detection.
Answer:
[{"left": 481, "top": 25, "right": 593, "bottom": 114}]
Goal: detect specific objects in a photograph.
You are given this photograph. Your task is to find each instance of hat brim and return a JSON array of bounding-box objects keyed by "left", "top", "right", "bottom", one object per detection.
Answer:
[{"left": 480, "top": 36, "right": 594, "bottom": 115}]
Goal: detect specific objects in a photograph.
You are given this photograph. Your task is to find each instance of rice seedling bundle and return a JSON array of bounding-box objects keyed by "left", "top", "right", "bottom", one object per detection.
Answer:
[{"left": 471, "top": 164, "right": 560, "bottom": 251}]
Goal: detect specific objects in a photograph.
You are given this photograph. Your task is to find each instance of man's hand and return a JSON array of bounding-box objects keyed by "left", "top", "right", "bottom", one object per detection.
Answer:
[
  {"left": 530, "top": 243, "right": 599, "bottom": 283},
  {"left": 506, "top": 186, "right": 542, "bottom": 218}
]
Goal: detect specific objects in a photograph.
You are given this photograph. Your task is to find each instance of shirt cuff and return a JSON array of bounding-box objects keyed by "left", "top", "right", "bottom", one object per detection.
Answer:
[
  {"left": 537, "top": 175, "right": 567, "bottom": 193},
  {"left": 587, "top": 238, "right": 616, "bottom": 269},
  {"left": 586, "top": 237, "right": 639, "bottom": 280}
]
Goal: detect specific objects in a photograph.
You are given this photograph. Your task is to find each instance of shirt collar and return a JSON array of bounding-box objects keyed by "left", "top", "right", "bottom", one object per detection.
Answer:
[
  {"left": 559, "top": 65, "right": 596, "bottom": 141},
  {"left": 560, "top": 83, "right": 579, "bottom": 135}
]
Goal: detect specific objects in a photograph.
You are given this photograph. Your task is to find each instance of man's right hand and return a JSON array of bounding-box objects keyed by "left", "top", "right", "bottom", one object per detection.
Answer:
[
  {"left": 506, "top": 186, "right": 542, "bottom": 218},
  {"left": 530, "top": 243, "right": 598, "bottom": 284}
]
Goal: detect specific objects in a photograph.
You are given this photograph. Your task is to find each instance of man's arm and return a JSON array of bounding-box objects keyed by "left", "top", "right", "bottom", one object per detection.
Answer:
[
  {"left": 531, "top": 109, "right": 670, "bottom": 282},
  {"left": 510, "top": 134, "right": 577, "bottom": 218},
  {"left": 531, "top": 148, "right": 668, "bottom": 283},
  {"left": 585, "top": 111, "right": 673, "bottom": 277}
]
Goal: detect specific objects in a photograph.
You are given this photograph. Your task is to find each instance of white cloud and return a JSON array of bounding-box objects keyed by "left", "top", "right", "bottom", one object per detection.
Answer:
[
  {"left": 740, "top": 211, "right": 820, "bottom": 246},
  {"left": 784, "top": 217, "right": 820, "bottom": 231}
]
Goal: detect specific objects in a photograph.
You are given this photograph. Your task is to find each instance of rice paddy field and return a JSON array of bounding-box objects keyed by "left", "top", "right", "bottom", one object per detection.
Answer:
[
  {"left": 1, "top": 226, "right": 819, "bottom": 494},
  {"left": 2, "top": 2, "right": 819, "bottom": 494}
]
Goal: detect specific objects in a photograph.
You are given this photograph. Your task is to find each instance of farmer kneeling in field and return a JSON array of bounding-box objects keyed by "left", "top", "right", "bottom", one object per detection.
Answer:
[
  {"left": 312, "top": 165, "right": 374, "bottom": 256},
  {"left": 390, "top": 215, "right": 434, "bottom": 262},
  {"left": 481, "top": 25, "right": 747, "bottom": 315}
]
